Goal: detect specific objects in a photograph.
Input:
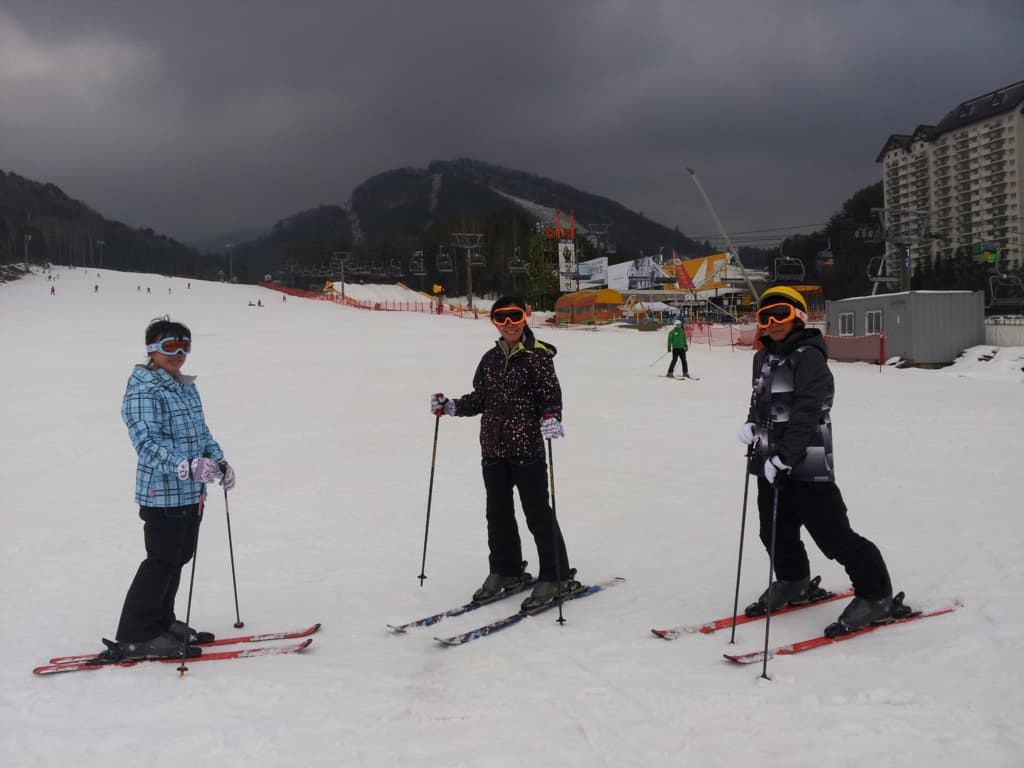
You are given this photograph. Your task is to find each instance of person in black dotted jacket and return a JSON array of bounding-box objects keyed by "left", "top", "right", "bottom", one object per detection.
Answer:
[
  {"left": 431, "top": 297, "right": 580, "bottom": 612},
  {"left": 738, "top": 286, "right": 896, "bottom": 634}
]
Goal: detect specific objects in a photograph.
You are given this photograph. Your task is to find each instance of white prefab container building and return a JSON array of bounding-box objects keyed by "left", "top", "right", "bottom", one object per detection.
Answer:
[{"left": 825, "top": 291, "right": 984, "bottom": 365}]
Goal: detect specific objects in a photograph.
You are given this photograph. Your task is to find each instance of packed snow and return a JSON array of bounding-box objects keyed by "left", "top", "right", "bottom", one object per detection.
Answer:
[{"left": 2, "top": 266, "right": 1022, "bottom": 767}]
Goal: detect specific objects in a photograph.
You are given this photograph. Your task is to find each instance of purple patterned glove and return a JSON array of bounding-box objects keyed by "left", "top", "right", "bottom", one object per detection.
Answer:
[
  {"left": 218, "top": 460, "right": 236, "bottom": 491},
  {"left": 189, "top": 457, "right": 223, "bottom": 483}
]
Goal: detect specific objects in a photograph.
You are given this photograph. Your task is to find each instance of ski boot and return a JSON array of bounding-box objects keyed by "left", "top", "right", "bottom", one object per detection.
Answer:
[
  {"left": 98, "top": 632, "right": 202, "bottom": 662},
  {"left": 520, "top": 570, "right": 585, "bottom": 613},
  {"left": 472, "top": 562, "right": 533, "bottom": 604},
  {"left": 168, "top": 620, "right": 215, "bottom": 644},
  {"left": 824, "top": 591, "right": 911, "bottom": 638},
  {"left": 744, "top": 576, "right": 813, "bottom": 617}
]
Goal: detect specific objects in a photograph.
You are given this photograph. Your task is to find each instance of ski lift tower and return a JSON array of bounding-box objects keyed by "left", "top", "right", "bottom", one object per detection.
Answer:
[
  {"left": 451, "top": 232, "right": 484, "bottom": 309},
  {"left": 330, "top": 251, "right": 349, "bottom": 299},
  {"left": 687, "top": 168, "right": 760, "bottom": 301},
  {"left": 869, "top": 207, "right": 944, "bottom": 293}
]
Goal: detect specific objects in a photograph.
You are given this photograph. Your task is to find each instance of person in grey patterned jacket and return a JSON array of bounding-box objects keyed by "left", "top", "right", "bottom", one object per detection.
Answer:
[
  {"left": 104, "top": 317, "right": 236, "bottom": 661},
  {"left": 431, "top": 297, "right": 582, "bottom": 613},
  {"left": 738, "top": 286, "right": 895, "bottom": 634}
]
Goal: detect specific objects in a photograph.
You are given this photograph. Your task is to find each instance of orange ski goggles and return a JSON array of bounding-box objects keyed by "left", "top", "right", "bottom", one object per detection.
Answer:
[
  {"left": 756, "top": 302, "right": 807, "bottom": 328},
  {"left": 146, "top": 337, "right": 192, "bottom": 355},
  {"left": 491, "top": 307, "right": 526, "bottom": 326}
]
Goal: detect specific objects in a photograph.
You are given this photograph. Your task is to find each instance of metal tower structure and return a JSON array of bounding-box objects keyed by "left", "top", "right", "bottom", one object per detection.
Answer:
[{"left": 451, "top": 232, "right": 484, "bottom": 309}]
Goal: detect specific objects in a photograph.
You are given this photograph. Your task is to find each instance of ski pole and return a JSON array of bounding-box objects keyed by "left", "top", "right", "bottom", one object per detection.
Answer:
[
  {"left": 223, "top": 486, "right": 244, "bottom": 628},
  {"left": 759, "top": 484, "right": 780, "bottom": 681},
  {"left": 418, "top": 414, "right": 441, "bottom": 586},
  {"left": 178, "top": 491, "right": 204, "bottom": 677},
  {"left": 648, "top": 351, "right": 670, "bottom": 367},
  {"left": 729, "top": 443, "right": 755, "bottom": 644},
  {"left": 546, "top": 428, "right": 566, "bottom": 626}
]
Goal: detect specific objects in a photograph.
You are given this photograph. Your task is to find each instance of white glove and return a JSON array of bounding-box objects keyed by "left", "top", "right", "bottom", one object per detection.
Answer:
[
  {"left": 540, "top": 415, "right": 564, "bottom": 440},
  {"left": 738, "top": 422, "right": 756, "bottom": 445},
  {"left": 764, "top": 456, "right": 791, "bottom": 485},
  {"left": 430, "top": 393, "right": 457, "bottom": 417}
]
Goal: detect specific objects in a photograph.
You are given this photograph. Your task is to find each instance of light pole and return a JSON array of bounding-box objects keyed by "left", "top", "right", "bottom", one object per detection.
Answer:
[
  {"left": 23, "top": 234, "right": 32, "bottom": 265},
  {"left": 226, "top": 243, "right": 234, "bottom": 283}
]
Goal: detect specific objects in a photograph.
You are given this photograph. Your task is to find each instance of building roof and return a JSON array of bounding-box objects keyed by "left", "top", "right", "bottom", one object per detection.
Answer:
[
  {"left": 876, "top": 80, "right": 1024, "bottom": 162},
  {"left": 934, "top": 79, "right": 1024, "bottom": 134},
  {"left": 911, "top": 124, "right": 938, "bottom": 141},
  {"left": 875, "top": 134, "right": 913, "bottom": 163}
]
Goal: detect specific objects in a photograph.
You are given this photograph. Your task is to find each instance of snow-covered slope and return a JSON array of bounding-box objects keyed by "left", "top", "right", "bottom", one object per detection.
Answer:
[{"left": 1, "top": 266, "right": 1022, "bottom": 768}]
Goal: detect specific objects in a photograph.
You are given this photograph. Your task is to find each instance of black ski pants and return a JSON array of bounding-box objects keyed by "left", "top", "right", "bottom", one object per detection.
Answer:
[
  {"left": 116, "top": 503, "right": 201, "bottom": 642},
  {"left": 756, "top": 478, "right": 892, "bottom": 600},
  {"left": 482, "top": 457, "right": 571, "bottom": 583},
  {"left": 667, "top": 348, "right": 689, "bottom": 376}
]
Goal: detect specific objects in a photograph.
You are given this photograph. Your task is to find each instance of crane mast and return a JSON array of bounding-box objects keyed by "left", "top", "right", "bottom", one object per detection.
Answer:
[{"left": 687, "top": 168, "right": 761, "bottom": 301}]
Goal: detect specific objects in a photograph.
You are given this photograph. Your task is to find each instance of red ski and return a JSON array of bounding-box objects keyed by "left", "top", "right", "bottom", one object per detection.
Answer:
[
  {"left": 34, "top": 638, "right": 314, "bottom": 676},
  {"left": 48, "top": 623, "right": 321, "bottom": 665},
  {"left": 652, "top": 577, "right": 852, "bottom": 639},
  {"left": 723, "top": 601, "right": 962, "bottom": 664}
]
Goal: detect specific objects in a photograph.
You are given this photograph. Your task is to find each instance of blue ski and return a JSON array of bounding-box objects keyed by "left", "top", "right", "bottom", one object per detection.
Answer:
[{"left": 434, "top": 577, "right": 626, "bottom": 646}]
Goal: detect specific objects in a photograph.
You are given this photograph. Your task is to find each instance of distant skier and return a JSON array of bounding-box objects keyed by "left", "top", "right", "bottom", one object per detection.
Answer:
[
  {"left": 50, "top": 285, "right": 56, "bottom": 296},
  {"left": 666, "top": 320, "right": 690, "bottom": 378},
  {"left": 430, "top": 296, "right": 581, "bottom": 612},
  {"left": 103, "top": 316, "right": 237, "bottom": 661},
  {"left": 94, "top": 285, "right": 99, "bottom": 293},
  {"left": 738, "top": 285, "right": 896, "bottom": 635}
]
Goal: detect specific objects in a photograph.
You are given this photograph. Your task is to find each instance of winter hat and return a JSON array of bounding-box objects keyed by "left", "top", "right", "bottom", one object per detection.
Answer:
[{"left": 674, "top": 320, "right": 683, "bottom": 326}]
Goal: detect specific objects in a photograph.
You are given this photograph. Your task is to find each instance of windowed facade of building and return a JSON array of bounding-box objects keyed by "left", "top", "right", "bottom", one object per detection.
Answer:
[{"left": 877, "top": 80, "right": 1024, "bottom": 275}]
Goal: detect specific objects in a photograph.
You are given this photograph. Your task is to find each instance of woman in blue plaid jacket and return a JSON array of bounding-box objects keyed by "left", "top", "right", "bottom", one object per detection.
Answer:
[{"left": 106, "top": 316, "right": 236, "bottom": 661}]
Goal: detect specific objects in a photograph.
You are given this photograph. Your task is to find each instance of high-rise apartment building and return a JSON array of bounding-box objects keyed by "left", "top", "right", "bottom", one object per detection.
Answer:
[{"left": 877, "top": 80, "right": 1023, "bottom": 275}]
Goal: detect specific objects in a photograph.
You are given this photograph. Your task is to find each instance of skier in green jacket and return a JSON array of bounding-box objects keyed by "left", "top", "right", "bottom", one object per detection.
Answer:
[{"left": 666, "top": 321, "right": 690, "bottom": 378}]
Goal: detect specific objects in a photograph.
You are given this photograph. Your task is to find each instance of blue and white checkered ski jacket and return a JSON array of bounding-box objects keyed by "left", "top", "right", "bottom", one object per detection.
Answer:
[{"left": 122, "top": 365, "right": 224, "bottom": 507}]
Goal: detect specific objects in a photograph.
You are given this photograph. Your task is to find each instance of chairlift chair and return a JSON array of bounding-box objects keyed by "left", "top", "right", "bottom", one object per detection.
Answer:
[
  {"left": 410, "top": 251, "right": 427, "bottom": 276},
  {"left": 370, "top": 260, "right": 388, "bottom": 279},
  {"left": 436, "top": 250, "right": 454, "bottom": 273},
  {"left": 987, "top": 274, "right": 1024, "bottom": 314},
  {"left": 389, "top": 258, "right": 404, "bottom": 278},
  {"left": 469, "top": 250, "right": 487, "bottom": 268},
  {"left": 773, "top": 256, "right": 806, "bottom": 284},
  {"left": 508, "top": 246, "right": 527, "bottom": 274}
]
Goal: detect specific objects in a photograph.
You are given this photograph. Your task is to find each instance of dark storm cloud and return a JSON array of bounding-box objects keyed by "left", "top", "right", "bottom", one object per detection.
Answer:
[{"left": 1, "top": 1, "right": 1022, "bottom": 245}]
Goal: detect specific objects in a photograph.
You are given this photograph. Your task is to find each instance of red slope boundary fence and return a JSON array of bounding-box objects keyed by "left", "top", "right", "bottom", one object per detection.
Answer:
[
  {"left": 687, "top": 322, "right": 886, "bottom": 367},
  {"left": 260, "top": 284, "right": 484, "bottom": 318}
]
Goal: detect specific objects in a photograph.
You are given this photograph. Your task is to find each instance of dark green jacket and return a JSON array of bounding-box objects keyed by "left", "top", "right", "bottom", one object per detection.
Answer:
[{"left": 667, "top": 326, "right": 688, "bottom": 350}]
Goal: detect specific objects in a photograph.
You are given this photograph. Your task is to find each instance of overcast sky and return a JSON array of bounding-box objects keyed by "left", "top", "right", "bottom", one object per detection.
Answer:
[{"left": 1, "top": 1, "right": 1022, "bottom": 246}]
